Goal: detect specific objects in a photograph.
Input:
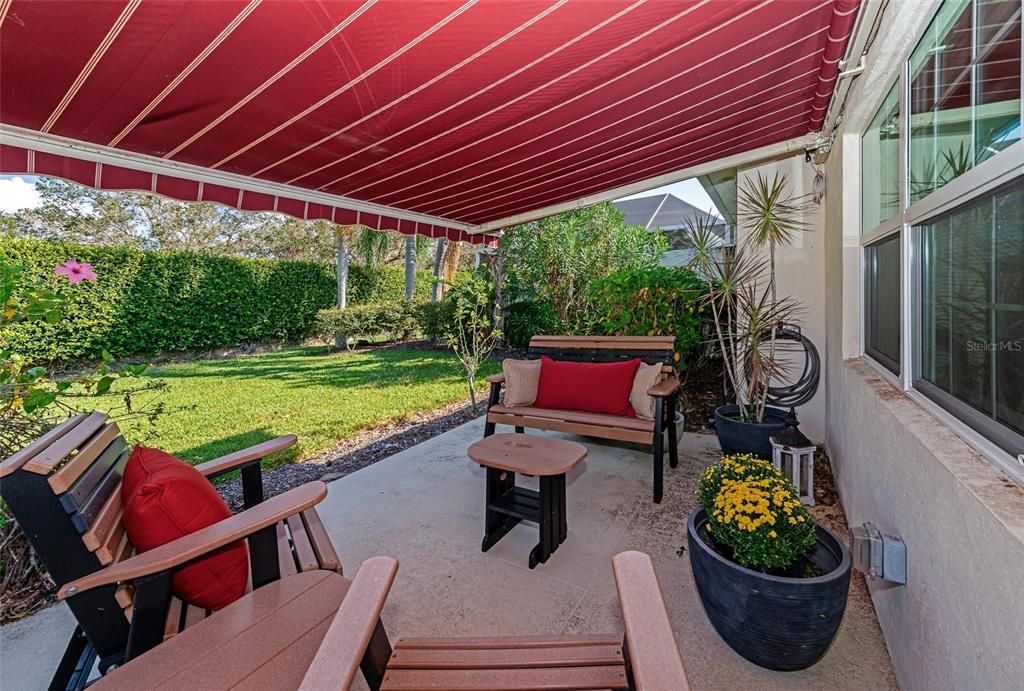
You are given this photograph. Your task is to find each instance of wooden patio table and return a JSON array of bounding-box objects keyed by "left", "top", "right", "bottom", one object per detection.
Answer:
[{"left": 468, "top": 433, "right": 587, "bottom": 569}]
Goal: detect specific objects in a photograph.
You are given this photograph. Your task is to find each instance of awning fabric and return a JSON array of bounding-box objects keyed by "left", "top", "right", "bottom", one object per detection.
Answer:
[{"left": 0, "top": 0, "right": 860, "bottom": 242}]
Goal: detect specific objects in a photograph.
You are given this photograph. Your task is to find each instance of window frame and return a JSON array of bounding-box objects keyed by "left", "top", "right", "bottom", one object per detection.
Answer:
[{"left": 858, "top": 0, "right": 1024, "bottom": 483}]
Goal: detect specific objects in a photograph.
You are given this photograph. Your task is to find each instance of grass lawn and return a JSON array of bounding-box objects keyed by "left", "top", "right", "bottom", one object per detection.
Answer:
[{"left": 96, "top": 346, "right": 499, "bottom": 466}]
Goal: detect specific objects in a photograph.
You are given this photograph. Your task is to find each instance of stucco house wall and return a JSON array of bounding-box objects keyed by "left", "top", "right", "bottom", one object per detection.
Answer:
[
  {"left": 735, "top": 157, "right": 826, "bottom": 443},
  {"left": 814, "top": 1, "right": 1024, "bottom": 689}
]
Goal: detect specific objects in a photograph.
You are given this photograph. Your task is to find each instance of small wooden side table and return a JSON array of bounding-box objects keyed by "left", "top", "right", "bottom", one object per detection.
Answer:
[{"left": 468, "top": 433, "right": 587, "bottom": 569}]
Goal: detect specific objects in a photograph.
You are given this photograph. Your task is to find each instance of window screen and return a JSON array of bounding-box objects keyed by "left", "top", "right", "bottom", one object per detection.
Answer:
[{"left": 865, "top": 233, "right": 902, "bottom": 374}]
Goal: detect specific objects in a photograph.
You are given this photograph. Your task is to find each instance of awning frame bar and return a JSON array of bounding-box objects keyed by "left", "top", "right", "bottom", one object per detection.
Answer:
[
  {"left": 0, "top": 124, "right": 473, "bottom": 232},
  {"left": 474, "top": 133, "right": 817, "bottom": 232}
]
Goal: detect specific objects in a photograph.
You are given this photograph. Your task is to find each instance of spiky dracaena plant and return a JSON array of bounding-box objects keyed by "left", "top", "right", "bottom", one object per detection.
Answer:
[
  {"left": 737, "top": 172, "right": 812, "bottom": 304},
  {"left": 685, "top": 217, "right": 799, "bottom": 423}
]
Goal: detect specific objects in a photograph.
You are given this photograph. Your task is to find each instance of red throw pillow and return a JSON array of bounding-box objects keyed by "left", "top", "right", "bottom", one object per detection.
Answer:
[
  {"left": 534, "top": 356, "right": 641, "bottom": 417},
  {"left": 121, "top": 446, "right": 249, "bottom": 610}
]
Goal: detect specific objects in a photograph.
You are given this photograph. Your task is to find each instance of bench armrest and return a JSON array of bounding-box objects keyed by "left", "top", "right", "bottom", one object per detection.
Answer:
[
  {"left": 58, "top": 481, "right": 327, "bottom": 599},
  {"left": 647, "top": 375, "right": 680, "bottom": 398},
  {"left": 299, "top": 556, "right": 399, "bottom": 691},
  {"left": 194, "top": 434, "right": 298, "bottom": 478},
  {"left": 612, "top": 551, "right": 690, "bottom": 691}
]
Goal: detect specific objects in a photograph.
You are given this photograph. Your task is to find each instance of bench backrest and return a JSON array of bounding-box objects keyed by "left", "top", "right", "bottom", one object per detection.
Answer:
[
  {"left": 527, "top": 335, "right": 676, "bottom": 374},
  {"left": 0, "top": 413, "right": 134, "bottom": 663}
]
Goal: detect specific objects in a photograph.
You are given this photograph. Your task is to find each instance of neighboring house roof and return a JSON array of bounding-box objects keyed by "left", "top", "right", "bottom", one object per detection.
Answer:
[
  {"left": 614, "top": 193, "right": 715, "bottom": 230},
  {"left": 613, "top": 193, "right": 731, "bottom": 251}
]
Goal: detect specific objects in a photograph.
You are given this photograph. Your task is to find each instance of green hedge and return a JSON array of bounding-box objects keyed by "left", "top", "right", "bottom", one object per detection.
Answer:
[
  {"left": 0, "top": 238, "right": 434, "bottom": 362},
  {"left": 315, "top": 302, "right": 419, "bottom": 347},
  {"left": 347, "top": 264, "right": 434, "bottom": 304}
]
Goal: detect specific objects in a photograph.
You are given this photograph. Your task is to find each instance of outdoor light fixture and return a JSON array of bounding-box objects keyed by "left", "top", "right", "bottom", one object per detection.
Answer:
[
  {"left": 850, "top": 522, "right": 907, "bottom": 585},
  {"left": 770, "top": 424, "right": 816, "bottom": 505}
]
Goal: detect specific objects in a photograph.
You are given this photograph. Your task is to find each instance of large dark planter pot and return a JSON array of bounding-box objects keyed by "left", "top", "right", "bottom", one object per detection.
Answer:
[
  {"left": 714, "top": 404, "right": 792, "bottom": 458},
  {"left": 687, "top": 507, "right": 851, "bottom": 671}
]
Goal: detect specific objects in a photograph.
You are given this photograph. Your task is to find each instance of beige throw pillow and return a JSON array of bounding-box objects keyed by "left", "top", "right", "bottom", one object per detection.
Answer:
[
  {"left": 502, "top": 358, "right": 541, "bottom": 407},
  {"left": 630, "top": 362, "right": 663, "bottom": 420}
]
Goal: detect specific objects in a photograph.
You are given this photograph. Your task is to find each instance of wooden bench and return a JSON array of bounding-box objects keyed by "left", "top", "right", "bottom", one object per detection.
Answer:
[
  {"left": 73, "top": 552, "right": 689, "bottom": 690},
  {"left": 0, "top": 413, "right": 342, "bottom": 690},
  {"left": 485, "top": 336, "right": 681, "bottom": 503}
]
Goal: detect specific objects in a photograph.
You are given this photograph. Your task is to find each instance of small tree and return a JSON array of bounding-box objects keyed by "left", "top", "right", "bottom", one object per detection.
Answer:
[{"left": 444, "top": 271, "right": 500, "bottom": 411}]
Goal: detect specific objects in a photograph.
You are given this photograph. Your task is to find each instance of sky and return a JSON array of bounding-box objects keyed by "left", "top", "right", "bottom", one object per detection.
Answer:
[
  {"left": 0, "top": 176, "right": 42, "bottom": 213},
  {"left": 0, "top": 173, "right": 720, "bottom": 217}
]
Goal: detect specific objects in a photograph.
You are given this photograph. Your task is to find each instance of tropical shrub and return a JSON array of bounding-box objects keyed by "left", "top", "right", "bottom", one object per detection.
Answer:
[
  {"left": 414, "top": 300, "right": 455, "bottom": 343},
  {"left": 502, "top": 299, "right": 557, "bottom": 350},
  {"left": 588, "top": 266, "right": 707, "bottom": 369},
  {"left": 315, "top": 301, "right": 418, "bottom": 349},
  {"left": 0, "top": 238, "right": 432, "bottom": 362},
  {"left": 500, "top": 203, "right": 666, "bottom": 334},
  {"left": 697, "top": 453, "right": 816, "bottom": 571}
]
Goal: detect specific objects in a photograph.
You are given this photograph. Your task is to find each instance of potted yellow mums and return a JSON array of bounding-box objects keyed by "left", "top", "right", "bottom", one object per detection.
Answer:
[{"left": 687, "top": 454, "right": 851, "bottom": 670}]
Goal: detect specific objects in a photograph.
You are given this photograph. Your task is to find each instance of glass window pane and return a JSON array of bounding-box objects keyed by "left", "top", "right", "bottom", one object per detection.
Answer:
[
  {"left": 908, "top": 0, "right": 1022, "bottom": 203},
  {"left": 917, "top": 177, "right": 1024, "bottom": 451},
  {"left": 865, "top": 233, "right": 902, "bottom": 373},
  {"left": 976, "top": 0, "right": 1023, "bottom": 164},
  {"left": 862, "top": 82, "right": 901, "bottom": 232}
]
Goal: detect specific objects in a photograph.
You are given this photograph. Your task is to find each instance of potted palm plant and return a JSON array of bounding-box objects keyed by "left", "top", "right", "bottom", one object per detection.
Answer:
[
  {"left": 688, "top": 453, "right": 850, "bottom": 670},
  {"left": 686, "top": 172, "right": 812, "bottom": 457}
]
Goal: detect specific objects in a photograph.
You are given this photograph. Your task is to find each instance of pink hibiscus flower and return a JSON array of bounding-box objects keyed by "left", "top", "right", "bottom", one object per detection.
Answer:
[{"left": 54, "top": 260, "right": 98, "bottom": 284}]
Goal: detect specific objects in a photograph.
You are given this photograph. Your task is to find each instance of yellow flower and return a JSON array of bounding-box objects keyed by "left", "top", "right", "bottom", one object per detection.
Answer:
[
  {"left": 769, "top": 530, "right": 777, "bottom": 538},
  {"left": 11, "top": 396, "right": 23, "bottom": 408},
  {"left": 4, "top": 309, "right": 15, "bottom": 319}
]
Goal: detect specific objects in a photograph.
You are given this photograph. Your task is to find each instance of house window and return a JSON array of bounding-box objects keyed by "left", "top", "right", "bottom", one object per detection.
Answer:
[
  {"left": 908, "top": 0, "right": 1022, "bottom": 204},
  {"left": 862, "top": 82, "right": 901, "bottom": 232},
  {"left": 916, "top": 176, "right": 1024, "bottom": 456},
  {"left": 865, "top": 233, "right": 902, "bottom": 374}
]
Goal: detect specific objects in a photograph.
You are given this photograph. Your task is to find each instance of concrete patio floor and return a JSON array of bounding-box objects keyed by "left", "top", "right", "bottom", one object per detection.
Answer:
[{"left": 1, "top": 419, "right": 899, "bottom": 690}]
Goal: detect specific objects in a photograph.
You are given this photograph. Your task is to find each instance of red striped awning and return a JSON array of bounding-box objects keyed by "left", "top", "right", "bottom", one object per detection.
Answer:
[{"left": 0, "top": 0, "right": 860, "bottom": 241}]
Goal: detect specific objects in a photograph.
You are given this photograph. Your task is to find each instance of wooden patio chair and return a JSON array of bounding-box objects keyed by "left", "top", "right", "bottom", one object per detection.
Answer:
[
  {"left": 58, "top": 551, "right": 688, "bottom": 690},
  {"left": 299, "top": 551, "right": 690, "bottom": 691},
  {"left": 0, "top": 412, "right": 341, "bottom": 691}
]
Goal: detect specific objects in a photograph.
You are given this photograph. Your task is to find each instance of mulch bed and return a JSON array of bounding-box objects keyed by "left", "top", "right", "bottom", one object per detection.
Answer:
[{"left": 679, "top": 356, "right": 725, "bottom": 432}]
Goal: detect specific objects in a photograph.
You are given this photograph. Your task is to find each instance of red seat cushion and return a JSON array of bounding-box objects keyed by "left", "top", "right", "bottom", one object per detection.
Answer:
[
  {"left": 534, "top": 356, "right": 641, "bottom": 417},
  {"left": 121, "top": 446, "right": 249, "bottom": 610}
]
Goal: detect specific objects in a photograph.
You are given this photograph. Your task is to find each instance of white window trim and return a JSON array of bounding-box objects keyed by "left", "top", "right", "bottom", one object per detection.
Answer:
[{"left": 856, "top": 0, "right": 1024, "bottom": 484}]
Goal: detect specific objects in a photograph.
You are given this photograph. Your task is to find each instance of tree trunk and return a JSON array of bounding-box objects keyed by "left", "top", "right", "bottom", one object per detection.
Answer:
[
  {"left": 432, "top": 238, "right": 447, "bottom": 302},
  {"left": 335, "top": 227, "right": 350, "bottom": 351},
  {"left": 467, "top": 374, "right": 478, "bottom": 411},
  {"left": 405, "top": 236, "right": 416, "bottom": 301},
  {"left": 441, "top": 240, "right": 462, "bottom": 282},
  {"left": 336, "top": 228, "right": 349, "bottom": 309},
  {"left": 489, "top": 249, "right": 506, "bottom": 346}
]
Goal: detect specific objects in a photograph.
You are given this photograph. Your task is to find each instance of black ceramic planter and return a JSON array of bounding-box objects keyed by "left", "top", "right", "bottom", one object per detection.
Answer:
[
  {"left": 714, "top": 404, "right": 792, "bottom": 458},
  {"left": 687, "top": 507, "right": 851, "bottom": 671}
]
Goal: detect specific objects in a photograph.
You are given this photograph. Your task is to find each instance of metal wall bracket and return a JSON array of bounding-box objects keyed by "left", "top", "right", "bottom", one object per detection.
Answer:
[{"left": 850, "top": 522, "right": 907, "bottom": 585}]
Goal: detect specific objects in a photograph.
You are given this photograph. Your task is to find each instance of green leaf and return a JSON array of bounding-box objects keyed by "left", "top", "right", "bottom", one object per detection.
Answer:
[{"left": 22, "top": 389, "right": 58, "bottom": 413}]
